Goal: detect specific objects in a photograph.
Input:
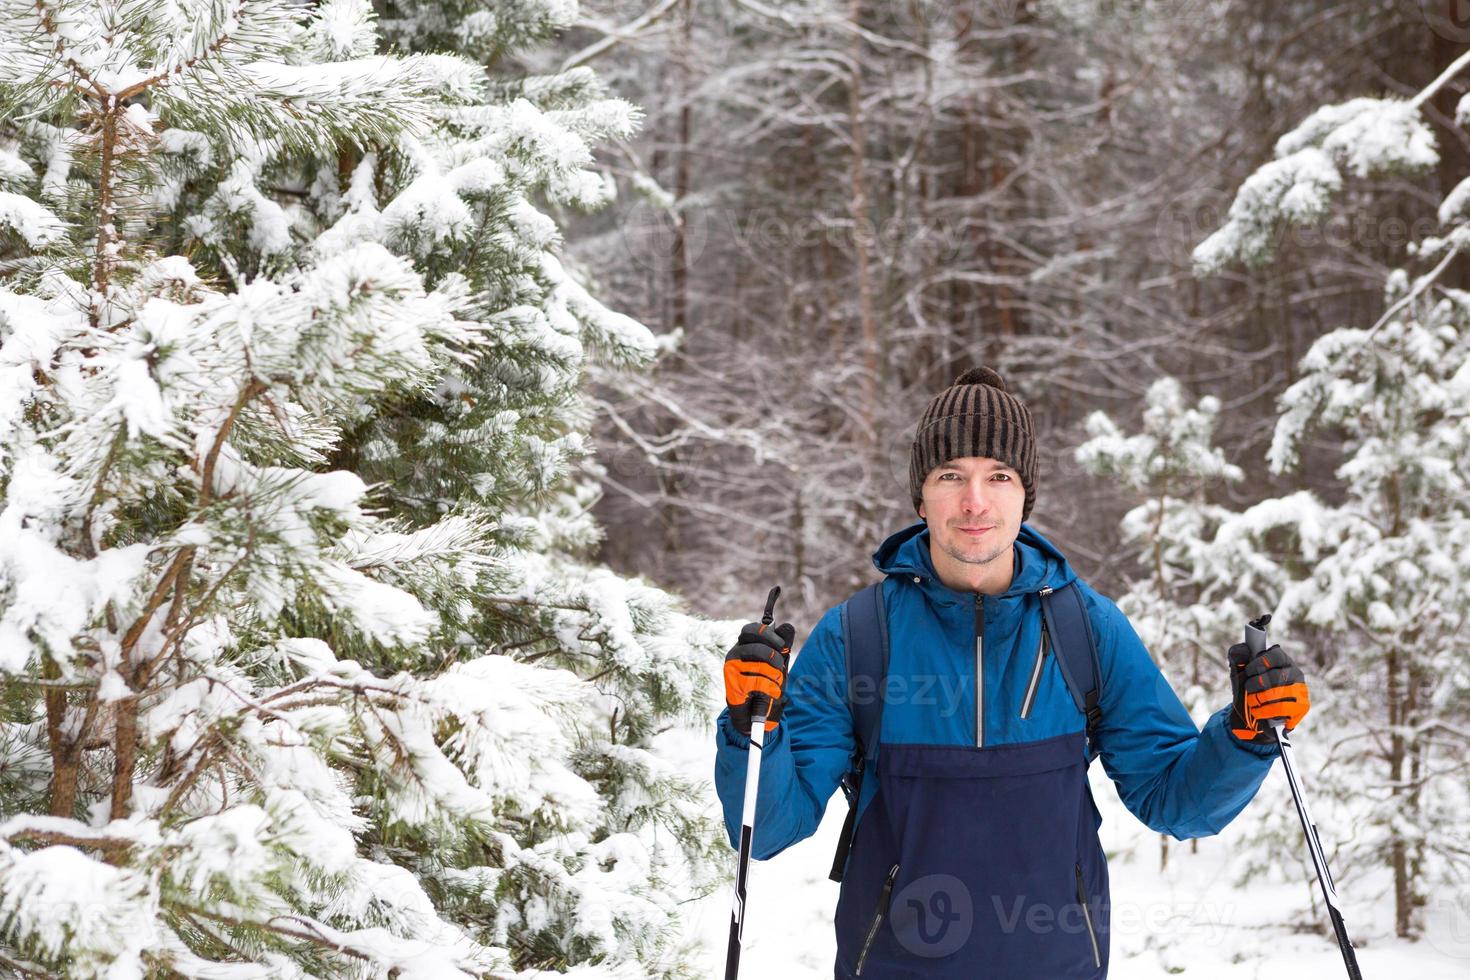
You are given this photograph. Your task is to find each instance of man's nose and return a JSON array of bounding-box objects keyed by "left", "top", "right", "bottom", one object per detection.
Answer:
[{"left": 961, "top": 479, "right": 991, "bottom": 512}]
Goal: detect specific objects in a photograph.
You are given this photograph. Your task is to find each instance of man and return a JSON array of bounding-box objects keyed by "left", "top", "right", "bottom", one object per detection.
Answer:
[{"left": 714, "top": 367, "right": 1310, "bottom": 979}]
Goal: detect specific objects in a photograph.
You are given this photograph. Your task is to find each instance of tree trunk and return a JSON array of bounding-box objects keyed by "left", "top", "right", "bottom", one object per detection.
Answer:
[
  {"left": 1386, "top": 644, "right": 1413, "bottom": 937},
  {"left": 44, "top": 660, "right": 78, "bottom": 818},
  {"left": 671, "top": 0, "right": 694, "bottom": 334},
  {"left": 847, "top": 0, "right": 878, "bottom": 444}
]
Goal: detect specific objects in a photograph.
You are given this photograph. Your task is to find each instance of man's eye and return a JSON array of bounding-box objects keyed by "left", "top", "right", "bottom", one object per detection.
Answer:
[{"left": 994, "top": 473, "right": 1010, "bottom": 481}]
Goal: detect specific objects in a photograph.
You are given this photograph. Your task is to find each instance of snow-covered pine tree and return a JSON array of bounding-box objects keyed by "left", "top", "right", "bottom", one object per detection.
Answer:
[
  {"left": 1076, "top": 377, "right": 1246, "bottom": 692},
  {"left": 1074, "top": 377, "right": 1245, "bottom": 871},
  {"left": 0, "top": 1, "right": 726, "bottom": 976},
  {"left": 1194, "top": 64, "right": 1470, "bottom": 940}
]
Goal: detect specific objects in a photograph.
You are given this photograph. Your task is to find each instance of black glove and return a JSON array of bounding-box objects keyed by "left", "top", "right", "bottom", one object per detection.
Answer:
[
  {"left": 1227, "top": 642, "right": 1310, "bottom": 744},
  {"left": 723, "top": 620, "right": 796, "bottom": 737}
]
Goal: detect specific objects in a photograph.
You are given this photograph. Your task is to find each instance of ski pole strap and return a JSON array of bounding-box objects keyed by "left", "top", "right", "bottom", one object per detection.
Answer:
[
  {"left": 828, "top": 581, "right": 888, "bottom": 883},
  {"left": 1040, "top": 582, "right": 1103, "bottom": 754}
]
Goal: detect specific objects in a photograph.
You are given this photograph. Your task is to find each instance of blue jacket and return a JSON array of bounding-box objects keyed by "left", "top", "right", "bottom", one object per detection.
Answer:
[{"left": 714, "top": 521, "right": 1279, "bottom": 978}]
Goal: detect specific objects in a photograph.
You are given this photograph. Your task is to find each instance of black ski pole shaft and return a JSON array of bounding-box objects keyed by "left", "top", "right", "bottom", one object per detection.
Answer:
[
  {"left": 725, "top": 586, "right": 782, "bottom": 980},
  {"left": 1246, "top": 614, "right": 1363, "bottom": 979}
]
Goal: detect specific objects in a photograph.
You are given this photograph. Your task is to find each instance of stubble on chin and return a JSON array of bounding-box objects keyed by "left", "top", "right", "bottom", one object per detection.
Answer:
[{"left": 939, "top": 533, "right": 1008, "bottom": 568}]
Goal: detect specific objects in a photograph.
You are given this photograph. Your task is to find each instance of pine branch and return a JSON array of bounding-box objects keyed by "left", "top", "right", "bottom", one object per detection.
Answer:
[
  {"left": 79, "top": 422, "right": 129, "bottom": 560},
  {"left": 0, "top": 949, "right": 60, "bottom": 980},
  {"left": 173, "top": 905, "right": 373, "bottom": 965},
  {"left": 29, "top": 0, "right": 105, "bottom": 99},
  {"left": 111, "top": 379, "right": 265, "bottom": 821},
  {"left": 89, "top": 102, "right": 119, "bottom": 327},
  {"left": 113, "top": 0, "right": 246, "bottom": 103}
]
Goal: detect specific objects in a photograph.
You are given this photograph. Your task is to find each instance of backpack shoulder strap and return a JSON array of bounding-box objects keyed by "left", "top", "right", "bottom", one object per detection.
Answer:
[
  {"left": 827, "top": 580, "right": 888, "bottom": 883},
  {"left": 843, "top": 580, "right": 889, "bottom": 764},
  {"left": 1039, "top": 581, "right": 1103, "bottom": 757}
]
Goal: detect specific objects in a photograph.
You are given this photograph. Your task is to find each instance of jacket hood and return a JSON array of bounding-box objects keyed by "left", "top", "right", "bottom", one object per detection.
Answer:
[{"left": 872, "top": 520, "right": 1078, "bottom": 599}]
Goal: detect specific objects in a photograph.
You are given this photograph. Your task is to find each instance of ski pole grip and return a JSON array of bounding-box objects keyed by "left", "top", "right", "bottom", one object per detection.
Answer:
[
  {"left": 1244, "top": 614, "right": 1288, "bottom": 735},
  {"left": 762, "top": 586, "right": 781, "bottom": 626},
  {"left": 1244, "top": 613, "right": 1271, "bottom": 657}
]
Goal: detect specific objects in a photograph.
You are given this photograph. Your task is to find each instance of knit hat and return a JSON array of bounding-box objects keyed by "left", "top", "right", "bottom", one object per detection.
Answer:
[{"left": 908, "top": 366, "right": 1038, "bottom": 520}]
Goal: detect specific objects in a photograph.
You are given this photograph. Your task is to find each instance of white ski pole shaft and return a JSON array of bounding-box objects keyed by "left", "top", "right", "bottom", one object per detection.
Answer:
[{"left": 725, "top": 700, "right": 768, "bottom": 980}]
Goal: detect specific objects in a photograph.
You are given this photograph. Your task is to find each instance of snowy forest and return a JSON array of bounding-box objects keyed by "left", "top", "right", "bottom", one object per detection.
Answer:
[{"left": 0, "top": 0, "right": 1466, "bottom": 977}]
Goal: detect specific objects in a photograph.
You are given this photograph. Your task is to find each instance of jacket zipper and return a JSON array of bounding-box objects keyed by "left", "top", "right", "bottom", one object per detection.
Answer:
[
  {"left": 1020, "top": 620, "right": 1049, "bottom": 720},
  {"left": 854, "top": 863, "right": 900, "bottom": 975},
  {"left": 1075, "top": 863, "right": 1102, "bottom": 969},
  {"left": 974, "top": 595, "right": 985, "bottom": 747}
]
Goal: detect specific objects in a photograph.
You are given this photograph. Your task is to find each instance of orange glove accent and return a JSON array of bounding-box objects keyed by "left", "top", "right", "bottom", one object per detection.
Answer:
[
  {"left": 1228, "top": 643, "right": 1310, "bottom": 743},
  {"left": 724, "top": 659, "right": 785, "bottom": 731},
  {"left": 724, "top": 621, "right": 794, "bottom": 735}
]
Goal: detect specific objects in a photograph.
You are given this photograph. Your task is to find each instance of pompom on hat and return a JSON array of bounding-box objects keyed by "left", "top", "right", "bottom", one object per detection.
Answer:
[{"left": 908, "top": 366, "right": 1038, "bottom": 521}]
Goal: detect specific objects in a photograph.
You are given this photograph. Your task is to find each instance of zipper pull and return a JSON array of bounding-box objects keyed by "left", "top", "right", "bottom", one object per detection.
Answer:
[
  {"left": 1075, "top": 863, "right": 1102, "bottom": 968},
  {"left": 855, "top": 863, "right": 900, "bottom": 975},
  {"left": 974, "top": 595, "right": 985, "bottom": 748},
  {"left": 1020, "top": 621, "right": 1049, "bottom": 720}
]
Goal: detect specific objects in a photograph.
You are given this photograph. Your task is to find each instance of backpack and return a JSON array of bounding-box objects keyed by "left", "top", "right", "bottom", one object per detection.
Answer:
[{"left": 827, "top": 579, "right": 1103, "bottom": 883}]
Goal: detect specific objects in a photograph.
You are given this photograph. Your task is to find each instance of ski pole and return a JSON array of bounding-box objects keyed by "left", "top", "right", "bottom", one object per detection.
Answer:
[
  {"left": 725, "top": 585, "right": 784, "bottom": 980},
  {"left": 1246, "top": 614, "right": 1363, "bottom": 979}
]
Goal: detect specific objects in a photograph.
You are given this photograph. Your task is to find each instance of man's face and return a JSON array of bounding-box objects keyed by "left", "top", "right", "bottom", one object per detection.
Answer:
[{"left": 918, "top": 456, "right": 1026, "bottom": 574}]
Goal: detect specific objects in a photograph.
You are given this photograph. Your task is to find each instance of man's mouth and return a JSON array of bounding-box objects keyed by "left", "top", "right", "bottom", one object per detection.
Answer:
[{"left": 957, "top": 526, "right": 994, "bottom": 536}]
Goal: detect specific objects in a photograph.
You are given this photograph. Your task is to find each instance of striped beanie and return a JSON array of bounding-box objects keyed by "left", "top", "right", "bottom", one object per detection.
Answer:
[{"left": 909, "top": 367, "right": 1037, "bottom": 520}]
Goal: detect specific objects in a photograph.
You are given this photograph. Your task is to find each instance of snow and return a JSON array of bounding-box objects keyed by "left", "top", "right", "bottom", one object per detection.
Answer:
[
  {"left": 1193, "top": 148, "right": 1341, "bottom": 271},
  {"left": 1438, "top": 176, "right": 1470, "bottom": 225},
  {"left": 138, "top": 255, "right": 205, "bottom": 298},
  {"left": 382, "top": 167, "right": 488, "bottom": 251},
  {"left": 1274, "top": 98, "right": 1438, "bottom": 179},
  {"left": 170, "top": 806, "right": 273, "bottom": 893},
  {"left": 190, "top": 161, "right": 294, "bottom": 256},
  {"left": 38, "top": 130, "right": 72, "bottom": 201},
  {"left": 0, "top": 290, "right": 84, "bottom": 459},
  {"left": 0, "top": 466, "right": 151, "bottom": 673},
  {"left": 20, "top": 0, "right": 1470, "bottom": 975},
  {"left": 315, "top": 562, "right": 439, "bottom": 645},
  {"left": 307, "top": 0, "right": 378, "bottom": 60},
  {"left": 158, "top": 127, "right": 214, "bottom": 166},
  {"left": 0, "top": 0, "right": 708, "bottom": 975},
  {"left": 1196, "top": 97, "right": 1439, "bottom": 272},
  {"left": 0, "top": 843, "right": 159, "bottom": 978},
  {"left": 104, "top": 345, "right": 171, "bottom": 440},
  {"left": 541, "top": 251, "right": 658, "bottom": 367},
  {"left": 242, "top": 57, "right": 427, "bottom": 101},
  {"left": 0, "top": 190, "right": 66, "bottom": 246},
  {"left": 0, "top": 146, "right": 33, "bottom": 187},
  {"left": 424, "top": 654, "right": 604, "bottom": 826},
  {"left": 97, "top": 668, "right": 129, "bottom": 701},
  {"left": 1077, "top": 378, "right": 1243, "bottom": 493},
  {"left": 120, "top": 102, "right": 155, "bottom": 136}
]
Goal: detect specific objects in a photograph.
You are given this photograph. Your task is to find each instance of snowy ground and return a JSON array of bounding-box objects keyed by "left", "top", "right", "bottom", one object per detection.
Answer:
[{"left": 657, "top": 724, "right": 1470, "bottom": 978}]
